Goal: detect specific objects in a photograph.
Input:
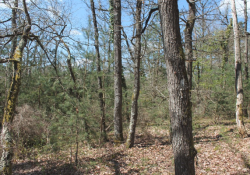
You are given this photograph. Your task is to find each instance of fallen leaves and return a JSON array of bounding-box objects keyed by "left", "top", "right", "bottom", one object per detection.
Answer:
[{"left": 12, "top": 121, "right": 250, "bottom": 174}]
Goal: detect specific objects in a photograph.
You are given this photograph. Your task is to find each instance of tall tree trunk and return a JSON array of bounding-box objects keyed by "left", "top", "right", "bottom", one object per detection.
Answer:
[
  {"left": 231, "top": 0, "right": 248, "bottom": 137},
  {"left": 126, "top": 0, "right": 142, "bottom": 148},
  {"left": 90, "top": 0, "right": 108, "bottom": 142},
  {"left": 244, "top": 0, "right": 248, "bottom": 80},
  {"left": 10, "top": 0, "right": 18, "bottom": 59},
  {"left": 158, "top": 0, "right": 196, "bottom": 174},
  {"left": 113, "top": 0, "right": 123, "bottom": 142},
  {"left": 243, "top": 0, "right": 249, "bottom": 119},
  {"left": 184, "top": 0, "right": 196, "bottom": 102},
  {"left": 0, "top": 1, "right": 31, "bottom": 174}
]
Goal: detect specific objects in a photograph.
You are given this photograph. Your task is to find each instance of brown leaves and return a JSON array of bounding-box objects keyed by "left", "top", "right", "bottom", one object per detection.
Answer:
[{"left": 12, "top": 122, "right": 250, "bottom": 174}]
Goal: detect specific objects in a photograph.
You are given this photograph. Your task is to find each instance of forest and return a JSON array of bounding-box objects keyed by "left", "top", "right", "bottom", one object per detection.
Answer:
[{"left": 1, "top": 0, "right": 250, "bottom": 174}]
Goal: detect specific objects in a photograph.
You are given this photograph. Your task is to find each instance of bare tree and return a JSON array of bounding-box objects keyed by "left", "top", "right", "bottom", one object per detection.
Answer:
[
  {"left": 90, "top": 0, "right": 108, "bottom": 142},
  {"left": 126, "top": 0, "right": 142, "bottom": 148},
  {"left": 158, "top": 0, "right": 196, "bottom": 174},
  {"left": 244, "top": 0, "right": 248, "bottom": 80},
  {"left": 113, "top": 0, "right": 123, "bottom": 142},
  {"left": 231, "top": 0, "right": 247, "bottom": 137},
  {"left": 0, "top": 1, "right": 31, "bottom": 174}
]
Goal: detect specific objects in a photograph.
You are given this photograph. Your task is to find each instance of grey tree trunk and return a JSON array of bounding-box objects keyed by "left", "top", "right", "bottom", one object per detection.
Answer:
[
  {"left": 90, "top": 0, "right": 108, "bottom": 142},
  {"left": 126, "top": 0, "right": 142, "bottom": 148},
  {"left": 158, "top": 0, "right": 196, "bottom": 174},
  {"left": 113, "top": 0, "right": 123, "bottom": 142},
  {"left": 231, "top": 0, "right": 248, "bottom": 137}
]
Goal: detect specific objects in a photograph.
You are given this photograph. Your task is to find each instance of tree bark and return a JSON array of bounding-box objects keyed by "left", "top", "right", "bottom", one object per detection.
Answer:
[
  {"left": 231, "top": 0, "right": 248, "bottom": 137},
  {"left": 113, "top": 0, "right": 123, "bottom": 142},
  {"left": 10, "top": 0, "right": 18, "bottom": 59},
  {"left": 185, "top": 0, "right": 195, "bottom": 96},
  {"left": 126, "top": 0, "right": 142, "bottom": 148},
  {"left": 0, "top": 1, "right": 31, "bottom": 174},
  {"left": 158, "top": 0, "right": 196, "bottom": 174},
  {"left": 244, "top": 0, "right": 248, "bottom": 80},
  {"left": 90, "top": 0, "right": 108, "bottom": 142}
]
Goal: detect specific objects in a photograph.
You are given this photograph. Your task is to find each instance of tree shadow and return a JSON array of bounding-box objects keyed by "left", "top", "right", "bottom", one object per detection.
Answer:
[
  {"left": 13, "top": 150, "right": 129, "bottom": 175},
  {"left": 194, "top": 135, "right": 222, "bottom": 144},
  {"left": 13, "top": 160, "right": 77, "bottom": 175},
  {"left": 134, "top": 134, "right": 171, "bottom": 148}
]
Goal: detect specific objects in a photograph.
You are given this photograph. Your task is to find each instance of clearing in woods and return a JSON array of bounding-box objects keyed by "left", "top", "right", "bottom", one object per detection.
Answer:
[{"left": 12, "top": 118, "right": 250, "bottom": 174}]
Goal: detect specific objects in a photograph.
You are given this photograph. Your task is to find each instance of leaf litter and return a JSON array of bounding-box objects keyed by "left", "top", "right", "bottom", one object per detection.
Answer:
[{"left": 12, "top": 120, "right": 250, "bottom": 174}]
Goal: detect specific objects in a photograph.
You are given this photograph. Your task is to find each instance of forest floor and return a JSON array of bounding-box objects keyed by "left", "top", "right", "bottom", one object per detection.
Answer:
[{"left": 13, "top": 118, "right": 250, "bottom": 175}]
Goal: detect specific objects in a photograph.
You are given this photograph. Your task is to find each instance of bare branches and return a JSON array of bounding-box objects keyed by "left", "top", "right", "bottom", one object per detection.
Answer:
[
  {"left": 23, "top": 0, "right": 31, "bottom": 26},
  {"left": 0, "top": 18, "right": 12, "bottom": 23},
  {"left": 122, "top": 27, "right": 134, "bottom": 61},
  {"left": 141, "top": 7, "right": 159, "bottom": 35},
  {"left": 0, "top": 33, "right": 22, "bottom": 38},
  {"left": 0, "top": 58, "right": 12, "bottom": 63}
]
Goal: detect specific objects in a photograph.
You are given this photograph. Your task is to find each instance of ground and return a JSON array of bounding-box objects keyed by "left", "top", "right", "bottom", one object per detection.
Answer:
[{"left": 13, "top": 119, "right": 250, "bottom": 175}]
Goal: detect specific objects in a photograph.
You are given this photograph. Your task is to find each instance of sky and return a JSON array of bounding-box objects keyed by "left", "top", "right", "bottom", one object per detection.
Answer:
[
  {"left": 1, "top": 0, "right": 250, "bottom": 52},
  {"left": 1, "top": 0, "right": 250, "bottom": 37}
]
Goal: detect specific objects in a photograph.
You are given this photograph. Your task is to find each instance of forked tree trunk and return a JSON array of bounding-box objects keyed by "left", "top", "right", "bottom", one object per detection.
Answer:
[
  {"left": 113, "top": 0, "right": 123, "bottom": 142},
  {"left": 126, "top": 0, "right": 142, "bottom": 148},
  {"left": 158, "top": 0, "right": 196, "bottom": 174},
  {"left": 231, "top": 0, "right": 248, "bottom": 137},
  {"left": 90, "top": 0, "right": 108, "bottom": 142}
]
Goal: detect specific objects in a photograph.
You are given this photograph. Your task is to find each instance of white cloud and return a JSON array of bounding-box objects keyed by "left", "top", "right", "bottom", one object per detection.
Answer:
[
  {"left": 70, "top": 29, "right": 82, "bottom": 36},
  {"left": 220, "top": 0, "right": 250, "bottom": 17}
]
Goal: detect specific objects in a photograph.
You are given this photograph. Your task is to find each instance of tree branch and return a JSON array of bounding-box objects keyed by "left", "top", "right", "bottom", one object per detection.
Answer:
[{"left": 141, "top": 7, "right": 159, "bottom": 34}]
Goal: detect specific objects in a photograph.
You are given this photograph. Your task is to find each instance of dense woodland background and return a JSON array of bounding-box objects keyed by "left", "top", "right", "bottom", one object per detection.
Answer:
[{"left": 1, "top": 0, "right": 250, "bottom": 174}]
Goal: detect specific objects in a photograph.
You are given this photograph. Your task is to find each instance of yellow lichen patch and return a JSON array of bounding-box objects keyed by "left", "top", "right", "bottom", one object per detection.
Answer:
[
  {"left": 238, "top": 104, "right": 244, "bottom": 120},
  {"left": 13, "top": 48, "right": 22, "bottom": 62},
  {"left": 3, "top": 62, "right": 21, "bottom": 124}
]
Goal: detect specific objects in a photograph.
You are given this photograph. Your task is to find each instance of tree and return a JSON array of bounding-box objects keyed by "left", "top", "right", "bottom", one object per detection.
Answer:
[
  {"left": 0, "top": 1, "right": 31, "bottom": 174},
  {"left": 90, "top": 0, "right": 108, "bottom": 142},
  {"left": 231, "top": 0, "right": 248, "bottom": 137},
  {"left": 113, "top": 0, "right": 123, "bottom": 142},
  {"left": 184, "top": 0, "right": 196, "bottom": 97},
  {"left": 126, "top": 0, "right": 142, "bottom": 148},
  {"left": 158, "top": 0, "right": 196, "bottom": 174},
  {"left": 244, "top": 0, "right": 248, "bottom": 80}
]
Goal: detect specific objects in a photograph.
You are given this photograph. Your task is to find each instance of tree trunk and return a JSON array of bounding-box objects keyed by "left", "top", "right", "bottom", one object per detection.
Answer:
[
  {"left": 185, "top": 0, "right": 195, "bottom": 96},
  {"left": 158, "top": 0, "right": 196, "bottom": 174},
  {"left": 113, "top": 0, "right": 123, "bottom": 142},
  {"left": 10, "top": 0, "right": 18, "bottom": 59},
  {"left": 0, "top": 24, "right": 31, "bottom": 175},
  {"left": 231, "top": 0, "right": 248, "bottom": 137},
  {"left": 126, "top": 0, "right": 142, "bottom": 148},
  {"left": 90, "top": 0, "right": 108, "bottom": 142},
  {"left": 244, "top": 0, "right": 248, "bottom": 80},
  {"left": 0, "top": 1, "right": 31, "bottom": 174},
  {"left": 243, "top": 0, "right": 249, "bottom": 119}
]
